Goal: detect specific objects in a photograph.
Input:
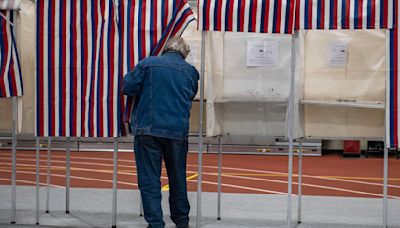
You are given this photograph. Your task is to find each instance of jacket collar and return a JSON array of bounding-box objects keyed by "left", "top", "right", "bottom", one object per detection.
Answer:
[{"left": 163, "top": 51, "right": 185, "bottom": 59}]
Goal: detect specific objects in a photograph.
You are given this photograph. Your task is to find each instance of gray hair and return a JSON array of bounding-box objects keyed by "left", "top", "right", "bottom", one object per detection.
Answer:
[{"left": 163, "top": 36, "right": 190, "bottom": 59}]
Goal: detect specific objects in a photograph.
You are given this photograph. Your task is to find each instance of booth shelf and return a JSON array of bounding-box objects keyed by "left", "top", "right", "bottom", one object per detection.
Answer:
[
  {"left": 300, "top": 99, "right": 385, "bottom": 109},
  {"left": 304, "top": 136, "right": 384, "bottom": 141},
  {"left": 213, "top": 98, "right": 288, "bottom": 104}
]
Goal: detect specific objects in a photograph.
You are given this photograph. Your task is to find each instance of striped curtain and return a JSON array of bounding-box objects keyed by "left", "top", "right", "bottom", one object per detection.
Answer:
[
  {"left": 120, "top": 0, "right": 196, "bottom": 131},
  {"left": 0, "top": 0, "right": 21, "bottom": 10},
  {"left": 198, "top": 0, "right": 296, "bottom": 34},
  {"left": 0, "top": 10, "right": 23, "bottom": 97},
  {"left": 36, "top": 0, "right": 120, "bottom": 137},
  {"left": 295, "top": 0, "right": 395, "bottom": 30},
  {"left": 388, "top": 0, "right": 399, "bottom": 147}
]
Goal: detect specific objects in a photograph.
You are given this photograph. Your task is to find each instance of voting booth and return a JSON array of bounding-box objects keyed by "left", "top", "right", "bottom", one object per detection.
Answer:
[
  {"left": 31, "top": 0, "right": 196, "bottom": 226},
  {"left": 0, "top": 0, "right": 24, "bottom": 224},
  {"left": 294, "top": 0, "right": 395, "bottom": 226},
  {"left": 0, "top": 0, "right": 35, "bottom": 135},
  {"left": 205, "top": 32, "right": 304, "bottom": 138},
  {"left": 195, "top": 0, "right": 299, "bottom": 226}
]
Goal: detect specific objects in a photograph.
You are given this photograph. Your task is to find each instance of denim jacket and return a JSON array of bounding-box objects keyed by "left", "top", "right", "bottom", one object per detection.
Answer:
[{"left": 123, "top": 52, "right": 199, "bottom": 140}]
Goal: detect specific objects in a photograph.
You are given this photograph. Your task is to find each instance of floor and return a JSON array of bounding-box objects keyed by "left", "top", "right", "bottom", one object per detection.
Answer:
[{"left": 0, "top": 148, "right": 400, "bottom": 227}]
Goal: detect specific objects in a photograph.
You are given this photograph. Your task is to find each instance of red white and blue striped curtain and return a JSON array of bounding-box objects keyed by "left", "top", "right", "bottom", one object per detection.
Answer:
[
  {"left": 0, "top": 10, "right": 23, "bottom": 97},
  {"left": 389, "top": 1, "right": 399, "bottom": 148},
  {"left": 119, "top": 0, "right": 196, "bottom": 131},
  {"left": 294, "top": 0, "right": 395, "bottom": 29},
  {"left": 0, "top": 0, "right": 21, "bottom": 10},
  {"left": 36, "top": 0, "right": 120, "bottom": 137},
  {"left": 198, "top": 0, "right": 296, "bottom": 34}
]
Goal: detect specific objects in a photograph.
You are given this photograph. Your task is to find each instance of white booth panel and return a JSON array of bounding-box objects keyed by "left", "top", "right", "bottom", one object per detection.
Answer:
[
  {"left": 304, "top": 30, "right": 386, "bottom": 101},
  {"left": 206, "top": 32, "right": 295, "bottom": 137},
  {"left": 303, "top": 30, "right": 386, "bottom": 139},
  {"left": 222, "top": 32, "right": 292, "bottom": 100},
  {"left": 217, "top": 103, "right": 288, "bottom": 137},
  {"left": 305, "top": 105, "right": 384, "bottom": 139}
]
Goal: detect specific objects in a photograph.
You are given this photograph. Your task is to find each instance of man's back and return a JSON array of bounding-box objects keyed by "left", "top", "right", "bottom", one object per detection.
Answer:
[{"left": 123, "top": 52, "right": 199, "bottom": 140}]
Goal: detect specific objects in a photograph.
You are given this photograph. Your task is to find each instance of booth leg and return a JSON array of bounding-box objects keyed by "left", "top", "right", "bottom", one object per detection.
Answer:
[
  {"left": 112, "top": 138, "right": 118, "bottom": 228},
  {"left": 35, "top": 137, "right": 40, "bottom": 225},
  {"left": 139, "top": 196, "right": 143, "bottom": 217},
  {"left": 287, "top": 138, "right": 294, "bottom": 228},
  {"left": 66, "top": 137, "right": 71, "bottom": 214},
  {"left": 11, "top": 96, "right": 17, "bottom": 224},
  {"left": 383, "top": 146, "right": 388, "bottom": 228},
  {"left": 196, "top": 30, "right": 206, "bottom": 228},
  {"left": 46, "top": 137, "right": 51, "bottom": 213},
  {"left": 297, "top": 140, "right": 303, "bottom": 224},
  {"left": 217, "top": 136, "right": 222, "bottom": 220}
]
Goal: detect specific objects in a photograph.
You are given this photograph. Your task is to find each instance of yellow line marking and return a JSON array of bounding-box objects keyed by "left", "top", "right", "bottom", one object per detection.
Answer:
[
  {"left": 162, "top": 173, "right": 198, "bottom": 191},
  {"left": 161, "top": 185, "right": 169, "bottom": 191},
  {"left": 187, "top": 173, "right": 199, "bottom": 180}
]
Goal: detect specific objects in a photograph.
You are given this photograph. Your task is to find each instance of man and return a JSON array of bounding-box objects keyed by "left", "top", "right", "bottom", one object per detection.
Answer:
[{"left": 123, "top": 36, "right": 199, "bottom": 228}]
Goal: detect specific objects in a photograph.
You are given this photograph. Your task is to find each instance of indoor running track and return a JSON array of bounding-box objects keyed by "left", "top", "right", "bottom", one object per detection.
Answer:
[{"left": 0, "top": 149, "right": 400, "bottom": 199}]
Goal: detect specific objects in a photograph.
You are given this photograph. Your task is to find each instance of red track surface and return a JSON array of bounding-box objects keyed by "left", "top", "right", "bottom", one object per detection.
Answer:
[{"left": 0, "top": 150, "right": 400, "bottom": 198}]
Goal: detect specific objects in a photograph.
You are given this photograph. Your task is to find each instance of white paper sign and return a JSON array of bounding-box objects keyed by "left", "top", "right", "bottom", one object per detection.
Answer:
[
  {"left": 328, "top": 42, "right": 348, "bottom": 67},
  {"left": 246, "top": 40, "right": 279, "bottom": 67}
]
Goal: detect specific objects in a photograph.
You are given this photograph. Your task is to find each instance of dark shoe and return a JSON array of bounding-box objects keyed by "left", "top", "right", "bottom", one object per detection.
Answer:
[{"left": 176, "top": 225, "right": 189, "bottom": 228}]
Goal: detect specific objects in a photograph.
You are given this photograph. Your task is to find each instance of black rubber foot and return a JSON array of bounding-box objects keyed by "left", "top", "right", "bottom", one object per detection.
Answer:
[
  {"left": 139, "top": 214, "right": 143, "bottom": 217},
  {"left": 46, "top": 210, "right": 49, "bottom": 213},
  {"left": 36, "top": 222, "right": 39, "bottom": 225},
  {"left": 66, "top": 211, "right": 70, "bottom": 214},
  {"left": 217, "top": 217, "right": 221, "bottom": 220},
  {"left": 298, "top": 221, "right": 301, "bottom": 224},
  {"left": 112, "top": 226, "right": 116, "bottom": 228},
  {"left": 10, "top": 221, "right": 15, "bottom": 224}
]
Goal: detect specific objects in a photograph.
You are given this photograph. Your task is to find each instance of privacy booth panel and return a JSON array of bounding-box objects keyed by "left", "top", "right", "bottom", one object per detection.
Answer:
[
  {"left": 305, "top": 106, "right": 384, "bottom": 138},
  {"left": 207, "top": 32, "right": 293, "bottom": 137},
  {"left": 0, "top": 98, "right": 13, "bottom": 132},
  {"left": 182, "top": 19, "right": 207, "bottom": 134},
  {"left": 303, "top": 30, "right": 386, "bottom": 138},
  {"left": 189, "top": 102, "right": 206, "bottom": 134}
]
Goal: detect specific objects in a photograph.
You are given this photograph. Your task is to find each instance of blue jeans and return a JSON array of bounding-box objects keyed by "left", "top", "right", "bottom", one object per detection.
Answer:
[{"left": 134, "top": 135, "right": 190, "bottom": 228}]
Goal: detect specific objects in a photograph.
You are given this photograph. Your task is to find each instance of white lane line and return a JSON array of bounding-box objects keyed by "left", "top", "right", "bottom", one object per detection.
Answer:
[
  {"left": 220, "top": 174, "right": 400, "bottom": 199},
  {"left": 0, "top": 157, "right": 137, "bottom": 171},
  {"left": 187, "top": 179, "right": 286, "bottom": 195},
  {"left": 0, "top": 177, "right": 64, "bottom": 188},
  {"left": 0, "top": 169, "right": 138, "bottom": 187},
  {"left": 192, "top": 164, "right": 400, "bottom": 189}
]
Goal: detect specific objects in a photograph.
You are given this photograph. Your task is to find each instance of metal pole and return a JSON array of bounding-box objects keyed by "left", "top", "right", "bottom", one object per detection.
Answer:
[
  {"left": 383, "top": 146, "right": 388, "bottom": 228},
  {"left": 11, "top": 96, "right": 17, "bottom": 224},
  {"left": 35, "top": 137, "right": 40, "bottom": 225},
  {"left": 66, "top": 137, "right": 70, "bottom": 213},
  {"left": 297, "top": 140, "right": 303, "bottom": 224},
  {"left": 196, "top": 30, "right": 206, "bottom": 228},
  {"left": 217, "top": 136, "right": 222, "bottom": 220},
  {"left": 112, "top": 138, "right": 118, "bottom": 228},
  {"left": 139, "top": 196, "right": 143, "bottom": 217},
  {"left": 287, "top": 139, "right": 294, "bottom": 228},
  {"left": 383, "top": 29, "right": 390, "bottom": 228},
  {"left": 287, "top": 32, "right": 297, "bottom": 228},
  {"left": 46, "top": 137, "right": 51, "bottom": 213}
]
